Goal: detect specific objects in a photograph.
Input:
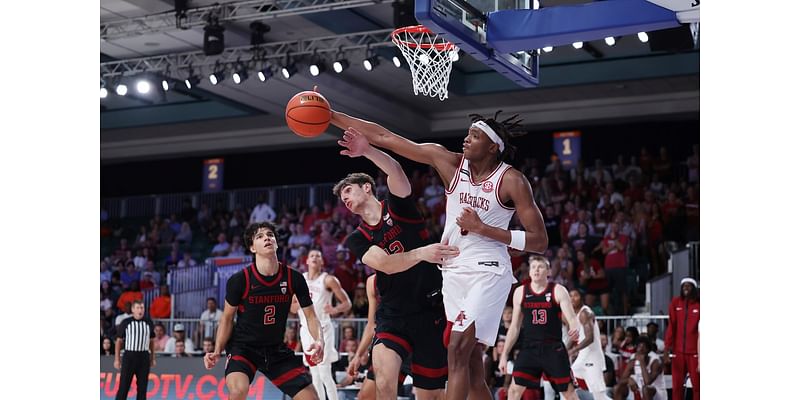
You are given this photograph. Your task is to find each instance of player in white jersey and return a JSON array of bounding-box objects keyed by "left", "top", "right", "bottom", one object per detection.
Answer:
[
  {"left": 292, "top": 250, "right": 352, "bottom": 400},
  {"left": 330, "top": 107, "right": 548, "bottom": 400},
  {"left": 567, "top": 289, "right": 606, "bottom": 400},
  {"left": 614, "top": 337, "right": 666, "bottom": 400}
]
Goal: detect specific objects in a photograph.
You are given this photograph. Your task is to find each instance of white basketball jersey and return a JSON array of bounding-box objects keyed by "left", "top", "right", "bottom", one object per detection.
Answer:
[
  {"left": 442, "top": 156, "right": 515, "bottom": 274},
  {"left": 633, "top": 351, "right": 666, "bottom": 390},
  {"left": 298, "top": 272, "right": 333, "bottom": 328},
  {"left": 573, "top": 306, "right": 606, "bottom": 369}
]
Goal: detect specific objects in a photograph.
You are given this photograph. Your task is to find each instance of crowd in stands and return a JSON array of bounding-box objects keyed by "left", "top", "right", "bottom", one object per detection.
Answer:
[{"left": 101, "top": 144, "right": 699, "bottom": 365}]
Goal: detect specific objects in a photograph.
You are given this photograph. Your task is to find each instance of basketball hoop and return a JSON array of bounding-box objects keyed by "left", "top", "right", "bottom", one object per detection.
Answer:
[{"left": 391, "top": 25, "right": 459, "bottom": 101}]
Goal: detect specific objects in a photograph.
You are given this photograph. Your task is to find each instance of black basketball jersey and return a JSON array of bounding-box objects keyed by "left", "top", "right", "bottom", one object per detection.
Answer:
[
  {"left": 520, "top": 282, "right": 563, "bottom": 346},
  {"left": 225, "top": 262, "right": 312, "bottom": 347},
  {"left": 346, "top": 193, "right": 442, "bottom": 318}
]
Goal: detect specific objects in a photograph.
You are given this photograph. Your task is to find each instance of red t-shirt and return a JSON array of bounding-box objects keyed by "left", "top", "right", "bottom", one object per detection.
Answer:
[{"left": 602, "top": 234, "right": 629, "bottom": 269}]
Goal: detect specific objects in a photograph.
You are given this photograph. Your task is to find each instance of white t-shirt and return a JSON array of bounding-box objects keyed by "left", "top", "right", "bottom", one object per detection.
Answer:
[
  {"left": 250, "top": 203, "right": 276, "bottom": 223},
  {"left": 164, "top": 337, "right": 195, "bottom": 353},
  {"left": 200, "top": 309, "right": 222, "bottom": 338}
]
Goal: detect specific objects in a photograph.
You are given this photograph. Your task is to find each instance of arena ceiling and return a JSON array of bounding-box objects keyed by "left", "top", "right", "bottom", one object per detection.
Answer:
[{"left": 100, "top": 0, "right": 700, "bottom": 163}]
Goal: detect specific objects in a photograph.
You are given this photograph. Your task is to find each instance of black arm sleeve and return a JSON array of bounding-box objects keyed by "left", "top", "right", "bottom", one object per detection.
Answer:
[
  {"left": 115, "top": 318, "right": 130, "bottom": 340},
  {"left": 291, "top": 269, "right": 313, "bottom": 308},
  {"left": 225, "top": 272, "right": 245, "bottom": 307},
  {"left": 346, "top": 230, "right": 375, "bottom": 261},
  {"left": 387, "top": 192, "right": 422, "bottom": 220}
]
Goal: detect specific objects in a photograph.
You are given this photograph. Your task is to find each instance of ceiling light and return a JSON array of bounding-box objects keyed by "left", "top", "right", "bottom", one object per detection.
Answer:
[
  {"left": 100, "top": 87, "right": 108, "bottom": 98},
  {"left": 257, "top": 67, "right": 272, "bottom": 82},
  {"left": 232, "top": 65, "right": 248, "bottom": 84},
  {"left": 542, "top": 46, "right": 553, "bottom": 53},
  {"left": 136, "top": 80, "right": 151, "bottom": 94},
  {"left": 281, "top": 63, "right": 298, "bottom": 79},
  {"left": 333, "top": 59, "right": 349, "bottom": 74},
  {"left": 184, "top": 75, "right": 200, "bottom": 89},
  {"left": 392, "top": 56, "right": 402, "bottom": 68},
  {"left": 638, "top": 32, "right": 649, "bottom": 43},
  {"left": 572, "top": 41, "right": 583, "bottom": 49},
  {"left": 116, "top": 84, "right": 128, "bottom": 96},
  {"left": 209, "top": 70, "right": 225, "bottom": 85},
  {"left": 362, "top": 55, "right": 379, "bottom": 71},
  {"left": 605, "top": 36, "right": 616, "bottom": 46}
]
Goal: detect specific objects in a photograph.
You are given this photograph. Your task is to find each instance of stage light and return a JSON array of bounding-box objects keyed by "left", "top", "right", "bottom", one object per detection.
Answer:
[{"left": 116, "top": 84, "right": 128, "bottom": 96}]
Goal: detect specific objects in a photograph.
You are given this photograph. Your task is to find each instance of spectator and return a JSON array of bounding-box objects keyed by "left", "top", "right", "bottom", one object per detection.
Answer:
[
  {"left": 116, "top": 281, "right": 143, "bottom": 313},
  {"left": 163, "top": 246, "right": 181, "bottom": 269},
  {"left": 339, "top": 326, "right": 356, "bottom": 352},
  {"left": 590, "top": 159, "right": 613, "bottom": 184},
  {"left": 576, "top": 249, "right": 609, "bottom": 315},
  {"left": 201, "top": 337, "right": 215, "bottom": 356},
  {"left": 134, "top": 225, "right": 148, "bottom": 248},
  {"left": 228, "top": 235, "right": 246, "bottom": 257},
  {"left": 132, "top": 249, "right": 147, "bottom": 270},
  {"left": 120, "top": 261, "right": 140, "bottom": 288},
  {"left": 664, "top": 278, "right": 700, "bottom": 400},
  {"left": 485, "top": 338, "right": 507, "bottom": 397},
  {"left": 175, "top": 222, "right": 193, "bottom": 244},
  {"left": 210, "top": 232, "right": 230, "bottom": 257},
  {"left": 350, "top": 282, "right": 369, "bottom": 318},
  {"left": 101, "top": 286, "right": 115, "bottom": 314},
  {"left": 139, "top": 272, "right": 156, "bottom": 290},
  {"left": 284, "top": 325, "right": 301, "bottom": 352},
  {"left": 288, "top": 223, "right": 312, "bottom": 261},
  {"left": 652, "top": 146, "right": 673, "bottom": 182},
  {"left": 599, "top": 222, "right": 630, "bottom": 314},
  {"left": 333, "top": 260, "right": 358, "bottom": 298},
  {"left": 100, "top": 261, "right": 112, "bottom": 284},
  {"left": 180, "top": 198, "right": 197, "bottom": 224},
  {"left": 199, "top": 297, "right": 222, "bottom": 340},
  {"left": 542, "top": 205, "right": 561, "bottom": 248},
  {"left": 686, "top": 144, "right": 699, "bottom": 184},
  {"left": 149, "top": 285, "right": 171, "bottom": 319},
  {"left": 646, "top": 322, "right": 665, "bottom": 354},
  {"left": 173, "top": 339, "right": 190, "bottom": 358},
  {"left": 164, "top": 323, "right": 195, "bottom": 354},
  {"left": 142, "top": 260, "right": 161, "bottom": 286},
  {"left": 302, "top": 205, "right": 322, "bottom": 233},
  {"left": 423, "top": 175, "right": 445, "bottom": 209},
  {"left": 153, "top": 322, "right": 169, "bottom": 352},
  {"left": 250, "top": 194, "right": 277, "bottom": 223},
  {"left": 618, "top": 326, "right": 639, "bottom": 375},
  {"left": 158, "top": 219, "right": 175, "bottom": 245},
  {"left": 176, "top": 252, "right": 197, "bottom": 269},
  {"left": 649, "top": 174, "right": 665, "bottom": 197},
  {"left": 115, "top": 302, "right": 133, "bottom": 327},
  {"left": 600, "top": 333, "right": 618, "bottom": 397},
  {"left": 101, "top": 336, "right": 115, "bottom": 356},
  {"left": 497, "top": 306, "right": 513, "bottom": 340}
]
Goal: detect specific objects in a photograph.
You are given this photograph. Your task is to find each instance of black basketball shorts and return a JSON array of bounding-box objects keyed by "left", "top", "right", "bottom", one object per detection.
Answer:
[
  {"left": 225, "top": 342, "right": 312, "bottom": 397},
  {"left": 512, "top": 341, "right": 574, "bottom": 393}
]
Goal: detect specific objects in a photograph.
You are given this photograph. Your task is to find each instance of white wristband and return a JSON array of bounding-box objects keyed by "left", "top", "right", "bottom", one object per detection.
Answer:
[{"left": 509, "top": 230, "right": 526, "bottom": 251}]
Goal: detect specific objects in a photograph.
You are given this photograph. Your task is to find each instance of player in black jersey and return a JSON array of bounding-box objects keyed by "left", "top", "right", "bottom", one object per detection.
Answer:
[
  {"left": 203, "top": 221, "right": 325, "bottom": 400},
  {"left": 333, "top": 128, "right": 460, "bottom": 400},
  {"left": 499, "top": 255, "right": 581, "bottom": 400}
]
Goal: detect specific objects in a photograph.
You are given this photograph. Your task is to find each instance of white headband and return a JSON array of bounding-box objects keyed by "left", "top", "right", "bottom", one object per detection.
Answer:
[
  {"left": 680, "top": 277, "right": 698, "bottom": 288},
  {"left": 471, "top": 121, "right": 505, "bottom": 153}
]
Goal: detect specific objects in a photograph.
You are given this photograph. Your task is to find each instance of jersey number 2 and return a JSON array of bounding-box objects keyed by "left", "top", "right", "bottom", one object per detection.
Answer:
[
  {"left": 264, "top": 305, "right": 276, "bottom": 325},
  {"left": 531, "top": 309, "right": 547, "bottom": 325}
]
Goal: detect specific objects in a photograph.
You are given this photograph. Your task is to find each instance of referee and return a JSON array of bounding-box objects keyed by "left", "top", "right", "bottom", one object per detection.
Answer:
[{"left": 114, "top": 299, "right": 156, "bottom": 400}]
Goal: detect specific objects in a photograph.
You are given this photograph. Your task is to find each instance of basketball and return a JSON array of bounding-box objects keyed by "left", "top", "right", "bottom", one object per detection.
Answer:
[{"left": 285, "top": 90, "right": 331, "bottom": 137}]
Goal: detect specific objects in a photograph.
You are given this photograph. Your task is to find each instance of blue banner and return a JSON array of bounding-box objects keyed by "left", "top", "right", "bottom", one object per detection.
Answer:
[
  {"left": 553, "top": 131, "right": 581, "bottom": 170},
  {"left": 202, "top": 158, "right": 224, "bottom": 193}
]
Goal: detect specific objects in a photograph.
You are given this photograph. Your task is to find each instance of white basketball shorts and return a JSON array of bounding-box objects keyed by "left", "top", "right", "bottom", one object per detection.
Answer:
[
  {"left": 442, "top": 268, "right": 515, "bottom": 346},
  {"left": 571, "top": 358, "right": 606, "bottom": 393}
]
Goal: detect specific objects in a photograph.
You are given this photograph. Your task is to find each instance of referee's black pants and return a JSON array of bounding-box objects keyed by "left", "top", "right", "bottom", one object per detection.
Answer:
[{"left": 116, "top": 351, "right": 151, "bottom": 400}]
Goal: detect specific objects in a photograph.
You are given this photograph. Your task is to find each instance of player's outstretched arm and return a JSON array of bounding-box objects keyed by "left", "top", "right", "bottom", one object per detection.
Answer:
[
  {"left": 301, "top": 305, "right": 325, "bottom": 364},
  {"left": 361, "top": 243, "right": 459, "bottom": 275},
  {"left": 205, "top": 300, "right": 236, "bottom": 369},
  {"left": 499, "top": 286, "right": 524, "bottom": 375},
  {"left": 338, "top": 127, "right": 412, "bottom": 198},
  {"left": 349, "top": 275, "right": 377, "bottom": 376},
  {"left": 455, "top": 169, "right": 547, "bottom": 253},
  {"left": 330, "top": 110, "right": 461, "bottom": 182},
  {"left": 569, "top": 308, "right": 595, "bottom": 358},
  {"left": 556, "top": 285, "right": 580, "bottom": 343},
  {"left": 324, "top": 275, "right": 352, "bottom": 316}
]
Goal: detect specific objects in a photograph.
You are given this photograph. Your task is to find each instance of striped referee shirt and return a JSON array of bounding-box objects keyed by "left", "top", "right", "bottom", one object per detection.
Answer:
[{"left": 116, "top": 317, "right": 155, "bottom": 352}]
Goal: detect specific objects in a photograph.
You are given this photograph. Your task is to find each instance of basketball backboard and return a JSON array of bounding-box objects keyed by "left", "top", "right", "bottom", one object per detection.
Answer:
[{"left": 415, "top": 0, "right": 696, "bottom": 88}]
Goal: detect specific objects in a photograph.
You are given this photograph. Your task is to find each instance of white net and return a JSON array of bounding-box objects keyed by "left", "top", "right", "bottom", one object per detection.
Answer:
[{"left": 392, "top": 26, "right": 459, "bottom": 101}]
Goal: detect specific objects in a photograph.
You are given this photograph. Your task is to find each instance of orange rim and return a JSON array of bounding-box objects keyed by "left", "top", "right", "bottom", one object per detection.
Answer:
[{"left": 391, "top": 25, "right": 456, "bottom": 51}]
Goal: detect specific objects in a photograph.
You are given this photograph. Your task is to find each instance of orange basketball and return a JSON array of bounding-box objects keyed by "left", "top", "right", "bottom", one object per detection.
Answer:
[{"left": 285, "top": 91, "right": 331, "bottom": 137}]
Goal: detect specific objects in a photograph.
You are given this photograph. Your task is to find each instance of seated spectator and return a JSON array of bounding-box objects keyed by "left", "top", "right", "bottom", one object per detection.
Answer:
[
  {"left": 101, "top": 336, "right": 114, "bottom": 356},
  {"left": 116, "top": 281, "right": 143, "bottom": 313},
  {"left": 173, "top": 339, "right": 190, "bottom": 358},
  {"left": 142, "top": 260, "right": 161, "bottom": 286},
  {"left": 576, "top": 249, "right": 609, "bottom": 315},
  {"left": 614, "top": 337, "right": 666, "bottom": 400},
  {"left": 210, "top": 233, "right": 230, "bottom": 257},
  {"left": 100, "top": 261, "right": 112, "bottom": 283},
  {"left": 339, "top": 326, "right": 356, "bottom": 352},
  {"left": 350, "top": 283, "right": 369, "bottom": 318},
  {"left": 100, "top": 282, "right": 115, "bottom": 312},
  {"left": 132, "top": 249, "right": 147, "bottom": 270},
  {"left": 175, "top": 222, "right": 193, "bottom": 244},
  {"left": 150, "top": 285, "right": 171, "bottom": 319},
  {"left": 177, "top": 252, "right": 197, "bottom": 269},
  {"left": 201, "top": 337, "right": 215, "bottom": 356},
  {"left": 646, "top": 322, "right": 665, "bottom": 353},
  {"left": 164, "top": 324, "right": 195, "bottom": 354},
  {"left": 423, "top": 175, "right": 445, "bottom": 209},
  {"left": 153, "top": 322, "right": 169, "bottom": 352},
  {"left": 228, "top": 236, "right": 246, "bottom": 257},
  {"left": 139, "top": 272, "right": 156, "bottom": 290},
  {"left": 497, "top": 306, "right": 513, "bottom": 340},
  {"left": 284, "top": 325, "right": 300, "bottom": 352},
  {"left": 600, "top": 333, "right": 618, "bottom": 398},
  {"left": 199, "top": 297, "right": 222, "bottom": 340},
  {"left": 119, "top": 261, "right": 140, "bottom": 288},
  {"left": 114, "top": 302, "right": 133, "bottom": 327},
  {"left": 485, "top": 338, "right": 507, "bottom": 397},
  {"left": 164, "top": 247, "right": 181, "bottom": 269},
  {"left": 288, "top": 224, "right": 312, "bottom": 261}
]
